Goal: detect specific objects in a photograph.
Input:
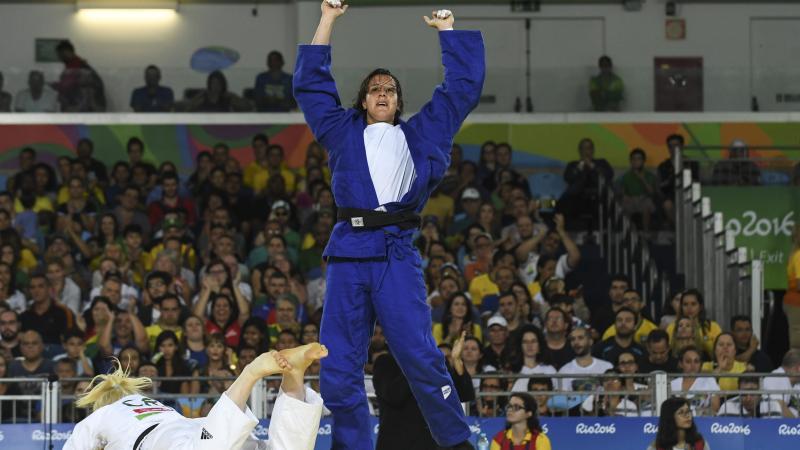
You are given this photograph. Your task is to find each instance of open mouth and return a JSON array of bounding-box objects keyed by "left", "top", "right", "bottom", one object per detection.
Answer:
[{"left": 376, "top": 102, "right": 388, "bottom": 107}]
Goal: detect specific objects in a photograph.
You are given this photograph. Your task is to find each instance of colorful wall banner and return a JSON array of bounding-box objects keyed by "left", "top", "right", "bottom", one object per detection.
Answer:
[{"left": 1, "top": 417, "right": 798, "bottom": 449}]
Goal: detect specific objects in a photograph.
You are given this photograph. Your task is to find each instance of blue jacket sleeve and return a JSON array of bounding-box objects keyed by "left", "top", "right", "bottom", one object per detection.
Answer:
[
  {"left": 407, "top": 30, "right": 486, "bottom": 162},
  {"left": 293, "top": 45, "right": 349, "bottom": 149}
]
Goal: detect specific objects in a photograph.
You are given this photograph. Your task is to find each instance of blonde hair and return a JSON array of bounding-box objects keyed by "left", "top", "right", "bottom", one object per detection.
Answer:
[{"left": 75, "top": 358, "right": 152, "bottom": 412}]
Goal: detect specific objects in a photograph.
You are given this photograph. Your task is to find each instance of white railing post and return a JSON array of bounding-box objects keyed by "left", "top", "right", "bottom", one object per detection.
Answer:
[
  {"left": 654, "top": 372, "right": 669, "bottom": 417},
  {"left": 751, "top": 259, "right": 764, "bottom": 342},
  {"left": 250, "top": 378, "right": 268, "bottom": 419},
  {"left": 42, "top": 379, "right": 60, "bottom": 424}
]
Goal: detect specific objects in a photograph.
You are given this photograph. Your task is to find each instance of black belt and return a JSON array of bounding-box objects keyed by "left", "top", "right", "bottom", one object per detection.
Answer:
[
  {"left": 337, "top": 207, "right": 420, "bottom": 230},
  {"left": 133, "top": 424, "right": 158, "bottom": 450}
]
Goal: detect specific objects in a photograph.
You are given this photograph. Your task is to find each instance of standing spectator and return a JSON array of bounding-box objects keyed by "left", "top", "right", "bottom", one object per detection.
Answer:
[
  {"left": 243, "top": 134, "right": 270, "bottom": 190},
  {"left": 186, "top": 70, "right": 250, "bottom": 112},
  {"left": 52, "top": 40, "right": 106, "bottom": 112},
  {"left": 516, "top": 214, "right": 580, "bottom": 287},
  {"left": 75, "top": 138, "right": 109, "bottom": 186},
  {"left": 763, "top": 349, "right": 800, "bottom": 418},
  {"left": 115, "top": 186, "right": 152, "bottom": 244},
  {"left": 254, "top": 51, "right": 296, "bottom": 112},
  {"left": 20, "top": 273, "right": 74, "bottom": 354},
  {"left": 14, "top": 70, "right": 59, "bottom": 112},
  {"left": 656, "top": 134, "right": 694, "bottom": 227},
  {"left": 543, "top": 307, "right": 574, "bottom": 370},
  {"left": 666, "top": 289, "right": 722, "bottom": 357},
  {"left": 0, "top": 309, "right": 21, "bottom": 359},
  {"left": 558, "top": 326, "right": 613, "bottom": 391},
  {"left": 617, "top": 148, "right": 658, "bottom": 231},
  {"left": 730, "top": 315, "right": 773, "bottom": 373},
  {"left": 589, "top": 55, "right": 624, "bottom": 112},
  {"left": 592, "top": 307, "right": 647, "bottom": 365},
  {"left": 490, "top": 392, "right": 551, "bottom": 450},
  {"left": 711, "top": 139, "right": 760, "bottom": 186},
  {"left": 670, "top": 346, "right": 721, "bottom": 415},
  {"left": 647, "top": 397, "right": 710, "bottom": 450},
  {"left": 509, "top": 324, "right": 556, "bottom": 392},
  {"left": 130, "top": 65, "right": 174, "bottom": 112},
  {"left": 640, "top": 329, "right": 678, "bottom": 373},
  {"left": 785, "top": 224, "right": 800, "bottom": 350},
  {"left": 0, "top": 71, "right": 10, "bottom": 111},
  {"left": 557, "top": 138, "right": 614, "bottom": 231}
]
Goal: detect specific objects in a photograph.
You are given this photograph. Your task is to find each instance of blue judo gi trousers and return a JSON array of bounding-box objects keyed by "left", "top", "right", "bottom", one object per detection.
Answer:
[{"left": 320, "top": 231, "right": 471, "bottom": 449}]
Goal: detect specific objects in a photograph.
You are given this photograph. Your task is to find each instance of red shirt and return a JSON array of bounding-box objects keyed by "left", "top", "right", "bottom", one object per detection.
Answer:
[{"left": 205, "top": 319, "right": 241, "bottom": 348}]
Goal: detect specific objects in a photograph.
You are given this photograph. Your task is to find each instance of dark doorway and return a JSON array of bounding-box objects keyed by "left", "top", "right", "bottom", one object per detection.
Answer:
[{"left": 655, "top": 57, "right": 703, "bottom": 111}]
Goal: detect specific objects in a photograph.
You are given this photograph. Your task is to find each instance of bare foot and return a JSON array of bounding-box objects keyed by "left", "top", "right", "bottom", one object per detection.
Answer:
[
  {"left": 279, "top": 343, "right": 329, "bottom": 374},
  {"left": 245, "top": 350, "right": 290, "bottom": 378}
]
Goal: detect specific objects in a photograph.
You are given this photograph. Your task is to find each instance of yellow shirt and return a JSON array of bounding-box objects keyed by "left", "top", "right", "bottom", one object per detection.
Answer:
[
  {"left": 57, "top": 185, "right": 106, "bottom": 205},
  {"left": 468, "top": 273, "right": 499, "bottom": 307},
  {"left": 490, "top": 429, "right": 552, "bottom": 450},
  {"left": 701, "top": 360, "right": 747, "bottom": 391},
  {"left": 786, "top": 249, "right": 800, "bottom": 306},
  {"left": 432, "top": 322, "right": 483, "bottom": 346},
  {"left": 421, "top": 194, "right": 454, "bottom": 228},
  {"left": 147, "top": 243, "right": 197, "bottom": 271},
  {"left": 145, "top": 324, "right": 183, "bottom": 353},
  {"left": 15, "top": 196, "right": 54, "bottom": 213},
  {"left": 246, "top": 163, "right": 296, "bottom": 194},
  {"left": 666, "top": 319, "right": 722, "bottom": 357},
  {"left": 602, "top": 318, "right": 658, "bottom": 346}
]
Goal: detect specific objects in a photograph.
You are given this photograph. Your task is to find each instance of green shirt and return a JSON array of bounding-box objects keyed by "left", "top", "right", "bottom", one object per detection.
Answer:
[
  {"left": 590, "top": 73, "right": 624, "bottom": 111},
  {"left": 619, "top": 170, "right": 657, "bottom": 197}
]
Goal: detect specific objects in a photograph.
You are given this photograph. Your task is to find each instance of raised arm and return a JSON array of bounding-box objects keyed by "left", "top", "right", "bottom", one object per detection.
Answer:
[
  {"left": 293, "top": 1, "right": 350, "bottom": 147},
  {"left": 407, "top": 11, "right": 486, "bottom": 154}
]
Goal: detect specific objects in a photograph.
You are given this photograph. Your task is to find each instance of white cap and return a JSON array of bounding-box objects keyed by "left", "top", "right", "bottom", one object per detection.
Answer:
[
  {"left": 461, "top": 187, "right": 480, "bottom": 200},
  {"left": 487, "top": 316, "right": 508, "bottom": 328}
]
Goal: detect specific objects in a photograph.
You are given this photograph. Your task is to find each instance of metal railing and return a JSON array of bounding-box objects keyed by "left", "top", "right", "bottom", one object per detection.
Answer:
[{"left": 674, "top": 147, "right": 765, "bottom": 338}]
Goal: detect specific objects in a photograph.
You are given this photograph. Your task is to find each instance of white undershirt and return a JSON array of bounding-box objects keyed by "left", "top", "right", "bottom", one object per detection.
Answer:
[{"left": 363, "top": 122, "right": 416, "bottom": 207}]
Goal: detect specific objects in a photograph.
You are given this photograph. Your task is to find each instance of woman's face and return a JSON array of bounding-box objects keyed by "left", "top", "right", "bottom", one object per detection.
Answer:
[
  {"left": 539, "top": 260, "right": 557, "bottom": 282},
  {"left": 674, "top": 403, "right": 694, "bottom": 429},
  {"left": 207, "top": 342, "right": 225, "bottom": 361},
  {"left": 101, "top": 216, "right": 115, "bottom": 235},
  {"left": 679, "top": 349, "right": 702, "bottom": 374},
  {"left": 184, "top": 317, "right": 204, "bottom": 340},
  {"left": 208, "top": 263, "right": 228, "bottom": 286},
  {"left": 302, "top": 324, "right": 319, "bottom": 344},
  {"left": 676, "top": 318, "right": 694, "bottom": 339},
  {"left": 119, "top": 348, "right": 141, "bottom": 374},
  {"left": 318, "top": 189, "right": 334, "bottom": 207},
  {"left": 105, "top": 245, "right": 123, "bottom": 262},
  {"left": 521, "top": 331, "right": 540, "bottom": 358},
  {"left": 267, "top": 237, "right": 286, "bottom": 255},
  {"left": 617, "top": 352, "right": 638, "bottom": 374},
  {"left": 681, "top": 294, "right": 701, "bottom": 319},
  {"left": 159, "top": 338, "right": 177, "bottom": 359},
  {"left": 35, "top": 167, "right": 50, "bottom": 189},
  {"left": 450, "top": 296, "right": 468, "bottom": 319},
  {"left": 479, "top": 204, "right": 494, "bottom": 223},
  {"left": 505, "top": 395, "right": 529, "bottom": 425},
  {"left": 0, "top": 264, "right": 11, "bottom": 286},
  {"left": 243, "top": 326, "right": 262, "bottom": 347},
  {"left": 212, "top": 297, "right": 232, "bottom": 323},
  {"left": 113, "top": 165, "right": 130, "bottom": 184},
  {"left": 0, "top": 246, "right": 13, "bottom": 265},
  {"left": 714, "top": 335, "right": 736, "bottom": 362},
  {"left": 461, "top": 340, "right": 481, "bottom": 364},
  {"left": 481, "top": 144, "right": 496, "bottom": 163},
  {"left": 439, "top": 279, "right": 458, "bottom": 301},
  {"left": 91, "top": 301, "right": 111, "bottom": 325}
]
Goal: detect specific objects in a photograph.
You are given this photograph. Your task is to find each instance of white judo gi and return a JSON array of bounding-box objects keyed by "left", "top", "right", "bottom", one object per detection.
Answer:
[{"left": 64, "top": 389, "right": 324, "bottom": 450}]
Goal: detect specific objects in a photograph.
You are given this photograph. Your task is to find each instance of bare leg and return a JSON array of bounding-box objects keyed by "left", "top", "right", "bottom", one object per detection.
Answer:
[
  {"left": 278, "top": 343, "right": 329, "bottom": 401},
  {"left": 224, "top": 350, "right": 289, "bottom": 412}
]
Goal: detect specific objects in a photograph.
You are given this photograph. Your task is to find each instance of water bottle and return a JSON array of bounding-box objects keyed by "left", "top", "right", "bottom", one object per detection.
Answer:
[{"left": 477, "top": 433, "right": 489, "bottom": 450}]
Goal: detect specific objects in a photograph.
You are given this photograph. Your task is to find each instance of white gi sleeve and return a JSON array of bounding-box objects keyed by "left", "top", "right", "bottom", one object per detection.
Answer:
[
  {"left": 63, "top": 411, "right": 104, "bottom": 450},
  {"left": 266, "top": 387, "right": 324, "bottom": 450}
]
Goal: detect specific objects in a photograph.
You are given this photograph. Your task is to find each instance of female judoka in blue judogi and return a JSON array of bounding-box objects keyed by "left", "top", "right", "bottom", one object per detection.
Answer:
[{"left": 293, "top": 2, "right": 485, "bottom": 449}]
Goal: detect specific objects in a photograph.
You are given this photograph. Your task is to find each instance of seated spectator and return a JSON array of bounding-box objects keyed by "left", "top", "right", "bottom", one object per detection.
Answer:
[
  {"left": 14, "top": 70, "right": 58, "bottom": 112},
  {"left": 147, "top": 173, "right": 197, "bottom": 229},
  {"left": 616, "top": 351, "right": 650, "bottom": 395},
  {"left": 274, "top": 328, "right": 299, "bottom": 351},
  {"left": 589, "top": 55, "right": 624, "bottom": 112},
  {"left": 0, "top": 261, "right": 26, "bottom": 313},
  {"left": 670, "top": 346, "right": 720, "bottom": 415},
  {"left": 53, "top": 329, "right": 94, "bottom": 377},
  {"left": 717, "top": 376, "right": 791, "bottom": 418},
  {"left": 249, "top": 144, "right": 297, "bottom": 196},
  {"left": 666, "top": 289, "right": 721, "bottom": 357},
  {"left": 20, "top": 273, "right": 74, "bottom": 354},
  {"left": 433, "top": 292, "right": 482, "bottom": 346},
  {"left": 0, "top": 352, "right": 22, "bottom": 423},
  {"left": 659, "top": 290, "right": 682, "bottom": 330},
  {"left": 482, "top": 316, "right": 514, "bottom": 371},
  {"left": 468, "top": 251, "right": 516, "bottom": 310},
  {"left": 528, "top": 378, "right": 556, "bottom": 417},
  {"left": 239, "top": 316, "right": 270, "bottom": 356},
  {"left": 464, "top": 232, "right": 492, "bottom": 283},
  {"left": 152, "top": 330, "right": 199, "bottom": 397},
  {"left": 476, "top": 371, "right": 507, "bottom": 417},
  {"left": 592, "top": 307, "right": 647, "bottom": 365},
  {"left": 0, "top": 309, "right": 21, "bottom": 359},
  {"left": 558, "top": 326, "right": 613, "bottom": 391},
  {"left": 7, "top": 330, "right": 56, "bottom": 400},
  {"left": 711, "top": 139, "right": 761, "bottom": 186},
  {"left": 580, "top": 370, "right": 639, "bottom": 417},
  {"left": 117, "top": 346, "right": 142, "bottom": 375},
  {"left": 52, "top": 40, "right": 106, "bottom": 112},
  {"left": 494, "top": 291, "right": 526, "bottom": 334},
  {"left": 641, "top": 329, "right": 678, "bottom": 373},
  {"left": 268, "top": 297, "right": 301, "bottom": 345},
  {"left": 186, "top": 70, "right": 251, "bottom": 112},
  {"left": 549, "top": 293, "right": 590, "bottom": 333},
  {"left": 181, "top": 315, "right": 208, "bottom": 369},
  {"left": 87, "top": 273, "right": 138, "bottom": 312},
  {"left": 460, "top": 336, "right": 494, "bottom": 390},
  {"left": 762, "top": 349, "right": 800, "bottom": 417},
  {"left": 449, "top": 187, "right": 482, "bottom": 235},
  {"left": 730, "top": 314, "right": 773, "bottom": 373},
  {"left": 490, "top": 392, "right": 551, "bottom": 449},
  {"left": 601, "top": 288, "right": 657, "bottom": 346},
  {"left": 509, "top": 324, "right": 556, "bottom": 392},
  {"left": 46, "top": 257, "right": 82, "bottom": 317},
  {"left": 516, "top": 213, "right": 581, "bottom": 288},
  {"left": 254, "top": 50, "right": 296, "bottom": 112},
  {"left": 617, "top": 148, "right": 658, "bottom": 231},
  {"left": 198, "top": 333, "right": 234, "bottom": 392},
  {"left": 0, "top": 71, "right": 10, "bottom": 111},
  {"left": 421, "top": 186, "right": 454, "bottom": 232},
  {"left": 543, "top": 307, "right": 575, "bottom": 370},
  {"left": 656, "top": 134, "right": 698, "bottom": 228},
  {"left": 196, "top": 291, "right": 247, "bottom": 348},
  {"left": 670, "top": 317, "right": 706, "bottom": 361},
  {"left": 130, "top": 65, "right": 174, "bottom": 112},
  {"left": 146, "top": 294, "right": 183, "bottom": 351},
  {"left": 556, "top": 138, "right": 613, "bottom": 231}
]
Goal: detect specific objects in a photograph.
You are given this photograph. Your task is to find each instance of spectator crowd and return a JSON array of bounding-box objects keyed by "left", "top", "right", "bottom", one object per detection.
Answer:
[{"left": 0, "top": 128, "right": 798, "bottom": 425}]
